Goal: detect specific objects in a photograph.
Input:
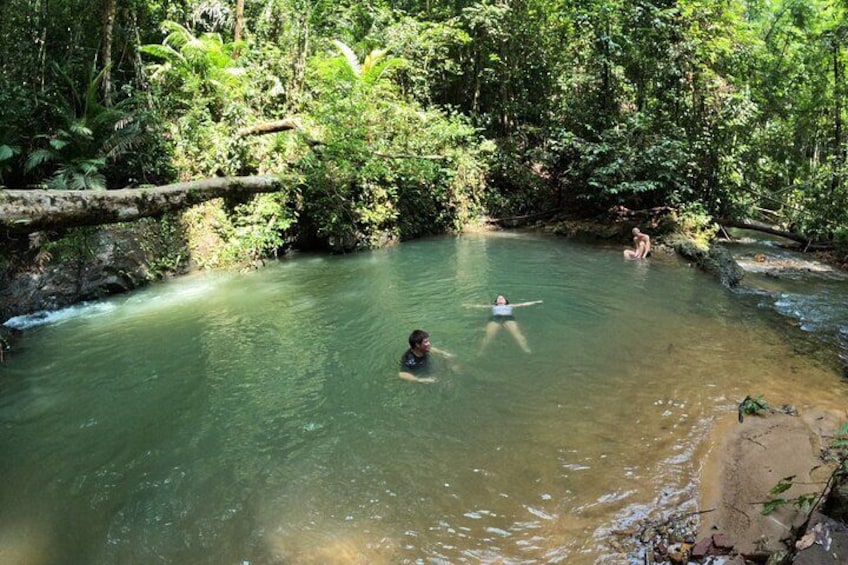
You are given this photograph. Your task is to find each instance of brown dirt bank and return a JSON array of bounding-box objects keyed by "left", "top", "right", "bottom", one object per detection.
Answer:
[{"left": 696, "top": 407, "right": 847, "bottom": 562}]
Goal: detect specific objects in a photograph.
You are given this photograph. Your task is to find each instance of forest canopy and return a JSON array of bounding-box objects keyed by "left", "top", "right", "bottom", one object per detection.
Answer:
[{"left": 1, "top": 0, "right": 847, "bottom": 257}]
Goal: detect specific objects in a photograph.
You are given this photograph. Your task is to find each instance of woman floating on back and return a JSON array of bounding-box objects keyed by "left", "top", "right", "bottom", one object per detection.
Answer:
[{"left": 466, "top": 295, "right": 542, "bottom": 353}]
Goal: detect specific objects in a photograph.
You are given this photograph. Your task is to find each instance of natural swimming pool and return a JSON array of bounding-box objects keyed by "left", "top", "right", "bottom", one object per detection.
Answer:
[{"left": 1, "top": 231, "right": 845, "bottom": 563}]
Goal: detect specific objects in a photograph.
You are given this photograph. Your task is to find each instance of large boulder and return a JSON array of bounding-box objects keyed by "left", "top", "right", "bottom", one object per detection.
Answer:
[
  {"left": 673, "top": 238, "right": 744, "bottom": 287},
  {"left": 0, "top": 220, "right": 188, "bottom": 323}
]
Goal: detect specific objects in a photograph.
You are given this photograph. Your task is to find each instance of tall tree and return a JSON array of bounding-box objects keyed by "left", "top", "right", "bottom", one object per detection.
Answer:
[
  {"left": 234, "top": 0, "right": 245, "bottom": 43},
  {"left": 101, "top": 0, "right": 117, "bottom": 105}
]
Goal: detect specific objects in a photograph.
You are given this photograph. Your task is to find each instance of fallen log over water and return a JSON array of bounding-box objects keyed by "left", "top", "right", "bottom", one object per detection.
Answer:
[
  {"left": 0, "top": 175, "right": 285, "bottom": 233},
  {"left": 719, "top": 218, "right": 837, "bottom": 250}
]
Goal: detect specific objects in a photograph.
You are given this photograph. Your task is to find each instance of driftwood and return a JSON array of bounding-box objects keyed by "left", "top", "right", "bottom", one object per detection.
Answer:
[{"left": 0, "top": 175, "right": 285, "bottom": 233}]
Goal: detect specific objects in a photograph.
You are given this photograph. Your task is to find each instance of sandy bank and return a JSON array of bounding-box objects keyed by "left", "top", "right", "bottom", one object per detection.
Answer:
[{"left": 697, "top": 407, "right": 844, "bottom": 557}]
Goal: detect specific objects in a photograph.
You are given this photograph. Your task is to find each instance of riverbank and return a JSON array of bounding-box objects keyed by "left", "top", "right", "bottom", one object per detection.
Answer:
[
  {"left": 620, "top": 234, "right": 848, "bottom": 564},
  {"left": 690, "top": 236, "right": 848, "bottom": 564},
  {"left": 628, "top": 405, "right": 848, "bottom": 564},
  {"left": 697, "top": 407, "right": 844, "bottom": 560}
]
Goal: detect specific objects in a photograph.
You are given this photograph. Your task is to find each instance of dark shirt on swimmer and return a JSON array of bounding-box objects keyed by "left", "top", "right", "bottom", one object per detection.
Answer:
[{"left": 400, "top": 349, "right": 429, "bottom": 373}]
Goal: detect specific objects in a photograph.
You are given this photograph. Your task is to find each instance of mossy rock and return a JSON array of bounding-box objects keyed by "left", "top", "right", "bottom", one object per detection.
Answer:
[
  {"left": 547, "top": 219, "right": 624, "bottom": 240},
  {"left": 672, "top": 236, "right": 744, "bottom": 287}
]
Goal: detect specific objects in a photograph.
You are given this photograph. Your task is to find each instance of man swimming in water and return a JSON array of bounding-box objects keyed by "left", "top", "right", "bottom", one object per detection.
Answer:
[
  {"left": 399, "top": 329, "right": 455, "bottom": 383},
  {"left": 467, "top": 295, "right": 543, "bottom": 354}
]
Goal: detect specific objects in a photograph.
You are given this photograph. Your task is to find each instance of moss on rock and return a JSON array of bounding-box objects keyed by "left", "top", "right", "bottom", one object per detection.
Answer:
[{"left": 671, "top": 236, "right": 744, "bottom": 287}]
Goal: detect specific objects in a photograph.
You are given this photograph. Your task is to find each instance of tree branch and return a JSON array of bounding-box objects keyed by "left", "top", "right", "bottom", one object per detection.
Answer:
[{"left": 236, "top": 119, "right": 300, "bottom": 137}]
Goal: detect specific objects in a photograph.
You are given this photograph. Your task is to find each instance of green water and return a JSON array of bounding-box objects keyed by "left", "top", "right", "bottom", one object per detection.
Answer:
[{"left": 1, "top": 231, "right": 845, "bottom": 564}]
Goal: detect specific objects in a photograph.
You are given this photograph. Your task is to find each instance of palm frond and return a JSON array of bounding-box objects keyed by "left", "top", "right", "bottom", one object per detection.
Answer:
[
  {"left": 51, "top": 164, "right": 106, "bottom": 191},
  {"left": 161, "top": 21, "right": 195, "bottom": 51},
  {"left": 86, "top": 171, "right": 107, "bottom": 191},
  {"left": 48, "top": 167, "right": 72, "bottom": 190},
  {"left": 101, "top": 121, "right": 144, "bottom": 160},
  {"left": 78, "top": 158, "right": 106, "bottom": 174},
  {"left": 0, "top": 144, "right": 19, "bottom": 162},
  {"left": 68, "top": 122, "right": 94, "bottom": 138},
  {"left": 333, "top": 40, "right": 361, "bottom": 77},
  {"left": 361, "top": 49, "right": 388, "bottom": 74},
  {"left": 25, "top": 148, "right": 57, "bottom": 172},
  {"left": 139, "top": 43, "right": 183, "bottom": 63},
  {"left": 362, "top": 55, "right": 406, "bottom": 85},
  {"left": 51, "top": 63, "right": 83, "bottom": 113},
  {"left": 83, "top": 66, "right": 110, "bottom": 117}
]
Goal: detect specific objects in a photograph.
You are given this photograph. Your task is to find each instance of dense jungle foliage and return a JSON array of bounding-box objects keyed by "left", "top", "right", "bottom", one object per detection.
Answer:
[{"left": 2, "top": 0, "right": 848, "bottom": 262}]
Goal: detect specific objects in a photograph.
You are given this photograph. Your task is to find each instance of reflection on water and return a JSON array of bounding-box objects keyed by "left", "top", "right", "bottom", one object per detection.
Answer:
[{"left": 1, "top": 232, "right": 846, "bottom": 564}]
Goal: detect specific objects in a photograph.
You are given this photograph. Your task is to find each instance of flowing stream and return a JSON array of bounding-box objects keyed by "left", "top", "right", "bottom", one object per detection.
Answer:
[{"left": 1, "top": 231, "right": 846, "bottom": 564}]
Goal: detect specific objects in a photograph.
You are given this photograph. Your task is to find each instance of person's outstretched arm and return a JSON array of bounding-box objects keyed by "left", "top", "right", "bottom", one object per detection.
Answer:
[
  {"left": 398, "top": 371, "right": 437, "bottom": 383},
  {"left": 513, "top": 300, "right": 543, "bottom": 307},
  {"left": 430, "top": 346, "right": 455, "bottom": 359}
]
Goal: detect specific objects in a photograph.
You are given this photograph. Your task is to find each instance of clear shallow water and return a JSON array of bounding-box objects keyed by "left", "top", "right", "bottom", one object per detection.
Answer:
[
  {"left": 1, "top": 231, "right": 846, "bottom": 564},
  {"left": 723, "top": 230, "right": 848, "bottom": 364}
]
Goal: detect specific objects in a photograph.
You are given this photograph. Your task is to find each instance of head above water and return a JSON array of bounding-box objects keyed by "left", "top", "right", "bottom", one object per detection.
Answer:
[
  {"left": 408, "top": 329, "right": 430, "bottom": 349},
  {"left": 493, "top": 295, "right": 510, "bottom": 305}
]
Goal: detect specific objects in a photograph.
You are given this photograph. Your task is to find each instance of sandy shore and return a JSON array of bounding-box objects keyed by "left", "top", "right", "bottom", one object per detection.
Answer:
[{"left": 697, "top": 406, "right": 844, "bottom": 556}]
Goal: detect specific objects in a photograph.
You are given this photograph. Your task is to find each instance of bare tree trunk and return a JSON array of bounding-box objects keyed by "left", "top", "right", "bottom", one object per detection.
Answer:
[
  {"left": 0, "top": 176, "right": 286, "bottom": 233},
  {"left": 833, "top": 35, "right": 844, "bottom": 195},
  {"left": 234, "top": 0, "right": 245, "bottom": 43},
  {"left": 101, "top": 0, "right": 117, "bottom": 105},
  {"left": 127, "top": 7, "right": 147, "bottom": 90},
  {"left": 289, "top": 5, "right": 311, "bottom": 106},
  {"left": 39, "top": 0, "right": 48, "bottom": 92}
]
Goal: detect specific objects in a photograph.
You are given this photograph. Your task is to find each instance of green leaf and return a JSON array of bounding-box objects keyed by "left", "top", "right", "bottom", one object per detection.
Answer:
[
  {"left": 0, "top": 145, "right": 16, "bottom": 161},
  {"left": 769, "top": 476, "right": 795, "bottom": 495},
  {"left": 49, "top": 138, "right": 70, "bottom": 150},
  {"left": 762, "top": 498, "right": 786, "bottom": 515}
]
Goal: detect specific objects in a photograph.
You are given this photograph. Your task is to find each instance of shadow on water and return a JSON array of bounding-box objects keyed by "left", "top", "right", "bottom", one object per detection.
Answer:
[{"left": 1, "top": 230, "right": 847, "bottom": 564}]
